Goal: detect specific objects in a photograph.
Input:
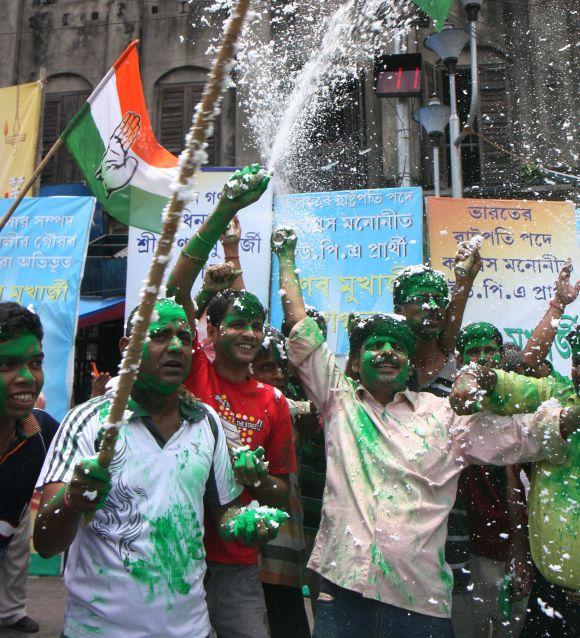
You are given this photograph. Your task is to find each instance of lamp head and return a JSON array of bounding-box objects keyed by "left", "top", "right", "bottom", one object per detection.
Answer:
[
  {"left": 461, "top": 0, "right": 482, "bottom": 22},
  {"left": 424, "top": 23, "right": 470, "bottom": 72},
  {"left": 413, "top": 94, "right": 450, "bottom": 141}
]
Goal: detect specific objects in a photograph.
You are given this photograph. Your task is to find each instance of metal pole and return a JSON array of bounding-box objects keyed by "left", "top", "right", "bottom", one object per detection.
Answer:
[
  {"left": 455, "top": 20, "right": 479, "bottom": 146},
  {"left": 433, "top": 145, "right": 440, "bottom": 196},
  {"left": 394, "top": 35, "right": 412, "bottom": 187},
  {"left": 448, "top": 71, "right": 463, "bottom": 197}
]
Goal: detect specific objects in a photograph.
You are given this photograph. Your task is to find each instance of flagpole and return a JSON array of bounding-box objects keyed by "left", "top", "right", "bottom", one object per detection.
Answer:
[
  {"left": 94, "top": 0, "right": 251, "bottom": 474},
  {"left": 0, "top": 137, "right": 63, "bottom": 233}
]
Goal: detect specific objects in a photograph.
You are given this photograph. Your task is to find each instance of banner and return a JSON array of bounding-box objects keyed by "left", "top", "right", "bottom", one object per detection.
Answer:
[
  {"left": 0, "top": 82, "right": 42, "bottom": 199},
  {"left": 126, "top": 169, "right": 274, "bottom": 316},
  {"left": 270, "top": 188, "right": 424, "bottom": 354},
  {"left": 0, "top": 197, "right": 95, "bottom": 421},
  {"left": 427, "top": 197, "right": 579, "bottom": 374}
]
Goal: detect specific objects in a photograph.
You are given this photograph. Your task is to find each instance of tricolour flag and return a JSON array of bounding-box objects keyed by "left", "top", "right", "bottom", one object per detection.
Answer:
[
  {"left": 412, "top": 0, "right": 453, "bottom": 31},
  {"left": 62, "top": 41, "right": 179, "bottom": 233}
]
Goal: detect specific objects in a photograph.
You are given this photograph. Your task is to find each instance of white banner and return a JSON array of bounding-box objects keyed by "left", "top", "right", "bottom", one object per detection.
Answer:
[{"left": 126, "top": 169, "right": 273, "bottom": 320}]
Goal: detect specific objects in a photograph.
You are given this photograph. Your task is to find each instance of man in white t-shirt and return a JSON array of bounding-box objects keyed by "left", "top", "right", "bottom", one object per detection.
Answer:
[{"left": 33, "top": 299, "right": 287, "bottom": 638}]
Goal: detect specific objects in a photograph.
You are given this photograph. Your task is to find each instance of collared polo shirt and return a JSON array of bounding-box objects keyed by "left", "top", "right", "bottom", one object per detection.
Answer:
[
  {"left": 287, "top": 317, "right": 567, "bottom": 619},
  {"left": 37, "top": 392, "right": 242, "bottom": 638},
  {"left": 0, "top": 409, "right": 58, "bottom": 561}
]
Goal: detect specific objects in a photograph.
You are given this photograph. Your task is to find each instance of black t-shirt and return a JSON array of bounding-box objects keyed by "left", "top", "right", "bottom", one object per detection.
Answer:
[{"left": 0, "top": 409, "right": 59, "bottom": 561}]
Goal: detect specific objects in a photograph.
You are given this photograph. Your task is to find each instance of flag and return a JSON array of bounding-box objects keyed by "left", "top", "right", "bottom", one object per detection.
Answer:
[
  {"left": 412, "top": 0, "right": 453, "bottom": 31},
  {"left": 62, "top": 41, "right": 180, "bottom": 233},
  {"left": 1, "top": 81, "right": 42, "bottom": 199}
]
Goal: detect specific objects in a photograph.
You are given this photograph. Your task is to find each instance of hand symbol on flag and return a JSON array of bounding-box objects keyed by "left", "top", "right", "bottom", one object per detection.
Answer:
[{"left": 95, "top": 112, "right": 141, "bottom": 198}]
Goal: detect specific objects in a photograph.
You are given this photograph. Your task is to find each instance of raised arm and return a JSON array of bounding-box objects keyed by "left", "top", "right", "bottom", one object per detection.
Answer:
[
  {"left": 220, "top": 216, "right": 245, "bottom": 291},
  {"left": 438, "top": 241, "right": 482, "bottom": 355},
  {"left": 521, "top": 260, "right": 579, "bottom": 374},
  {"left": 167, "top": 165, "right": 269, "bottom": 305},
  {"left": 194, "top": 262, "right": 243, "bottom": 319},
  {"left": 271, "top": 228, "right": 306, "bottom": 330}
]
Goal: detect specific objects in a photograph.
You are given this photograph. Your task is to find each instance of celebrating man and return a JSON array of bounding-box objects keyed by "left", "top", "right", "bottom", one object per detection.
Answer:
[
  {"left": 34, "top": 299, "right": 287, "bottom": 638},
  {"left": 273, "top": 228, "right": 577, "bottom": 638}
]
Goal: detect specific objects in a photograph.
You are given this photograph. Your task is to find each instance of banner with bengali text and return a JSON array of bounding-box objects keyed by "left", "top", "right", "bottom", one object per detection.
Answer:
[
  {"left": 427, "top": 197, "right": 578, "bottom": 374},
  {"left": 270, "top": 188, "right": 424, "bottom": 354},
  {"left": 0, "top": 197, "right": 95, "bottom": 421},
  {"left": 0, "top": 82, "right": 42, "bottom": 199},
  {"left": 126, "top": 169, "right": 274, "bottom": 317}
]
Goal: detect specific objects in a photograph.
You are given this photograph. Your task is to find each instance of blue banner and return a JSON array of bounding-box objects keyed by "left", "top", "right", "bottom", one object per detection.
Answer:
[
  {"left": 0, "top": 197, "right": 95, "bottom": 421},
  {"left": 270, "top": 188, "right": 423, "bottom": 354}
]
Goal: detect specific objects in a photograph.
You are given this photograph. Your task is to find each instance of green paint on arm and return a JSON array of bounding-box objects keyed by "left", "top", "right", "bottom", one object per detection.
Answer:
[{"left": 126, "top": 503, "right": 204, "bottom": 603}]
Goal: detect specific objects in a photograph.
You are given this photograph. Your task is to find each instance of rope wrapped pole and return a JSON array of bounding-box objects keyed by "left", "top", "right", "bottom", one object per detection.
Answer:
[{"left": 97, "top": 0, "right": 251, "bottom": 469}]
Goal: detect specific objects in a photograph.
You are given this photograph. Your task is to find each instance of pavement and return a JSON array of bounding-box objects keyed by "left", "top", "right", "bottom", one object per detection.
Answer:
[
  {"left": 0, "top": 576, "right": 314, "bottom": 637},
  {"left": 0, "top": 577, "right": 66, "bottom": 638}
]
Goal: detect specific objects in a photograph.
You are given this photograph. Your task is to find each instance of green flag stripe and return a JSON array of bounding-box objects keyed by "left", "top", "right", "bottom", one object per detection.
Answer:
[{"left": 63, "top": 105, "right": 165, "bottom": 233}]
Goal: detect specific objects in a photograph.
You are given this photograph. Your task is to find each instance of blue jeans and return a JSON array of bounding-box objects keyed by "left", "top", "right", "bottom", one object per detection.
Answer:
[{"left": 313, "top": 579, "right": 453, "bottom": 638}]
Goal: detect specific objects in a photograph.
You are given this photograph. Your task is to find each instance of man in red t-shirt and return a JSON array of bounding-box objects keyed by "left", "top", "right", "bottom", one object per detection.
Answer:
[{"left": 167, "top": 167, "right": 297, "bottom": 638}]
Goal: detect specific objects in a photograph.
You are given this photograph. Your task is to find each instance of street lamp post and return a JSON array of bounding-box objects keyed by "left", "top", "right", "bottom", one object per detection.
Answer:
[
  {"left": 413, "top": 95, "right": 450, "bottom": 196},
  {"left": 424, "top": 23, "right": 469, "bottom": 198}
]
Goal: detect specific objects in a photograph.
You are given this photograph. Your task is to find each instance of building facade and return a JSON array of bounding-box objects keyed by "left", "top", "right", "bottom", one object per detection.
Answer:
[{"left": 0, "top": 0, "right": 577, "bottom": 198}]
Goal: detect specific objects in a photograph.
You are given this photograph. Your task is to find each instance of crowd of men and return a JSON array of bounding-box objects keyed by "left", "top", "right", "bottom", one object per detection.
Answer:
[{"left": 0, "top": 165, "right": 578, "bottom": 638}]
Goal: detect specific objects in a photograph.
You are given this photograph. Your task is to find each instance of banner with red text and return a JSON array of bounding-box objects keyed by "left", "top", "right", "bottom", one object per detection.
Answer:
[{"left": 427, "top": 197, "right": 578, "bottom": 374}]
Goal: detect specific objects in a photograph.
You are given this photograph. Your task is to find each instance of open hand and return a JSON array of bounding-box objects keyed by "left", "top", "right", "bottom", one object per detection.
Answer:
[
  {"left": 554, "top": 259, "right": 579, "bottom": 307},
  {"left": 224, "top": 505, "right": 289, "bottom": 545},
  {"left": 271, "top": 227, "right": 297, "bottom": 257},
  {"left": 95, "top": 112, "right": 141, "bottom": 197},
  {"left": 64, "top": 456, "right": 111, "bottom": 513},
  {"left": 232, "top": 446, "right": 269, "bottom": 486}
]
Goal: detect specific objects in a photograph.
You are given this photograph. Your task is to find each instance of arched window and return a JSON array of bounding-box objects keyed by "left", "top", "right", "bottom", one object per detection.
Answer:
[
  {"left": 41, "top": 74, "right": 92, "bottom": 185},
  {"left": 155, "top": 67, "right": 236, "bottom": 166}
]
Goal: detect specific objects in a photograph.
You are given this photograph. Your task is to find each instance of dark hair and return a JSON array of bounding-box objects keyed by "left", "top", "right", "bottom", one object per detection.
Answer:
[
  {"left": 206, "top": 290, "right": 266, "bottom": 328},
  {"left": 281, "top": 306, "right": 328, "bottom": 339},
  {"left": 456, "top": 322, "right": 503, "bottom": 356},
  {"left": 348, "top": 313, "right": 416, "bottom": 359},
  {"left": 125, "top": 305, "right": 140, "bottom": 337},
  {"left": 0, "top": 302, "right": 43, "bottom": 343},
  {"left": 256, "top": 326, "right": 287, "bottom": 361}
]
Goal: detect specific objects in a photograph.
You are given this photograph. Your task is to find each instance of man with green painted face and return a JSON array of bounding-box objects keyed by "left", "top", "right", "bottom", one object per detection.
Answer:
[
  {"left": 0, "top": 303, "right": 59, "bottom": 635},
  {"left": 273, "top": 228, "right": 577, "bottom": 638},
  {"left": 455, "top": 321, "right": 533, "bottom": 638},
  {"left": 33, "top": 299, "right": 288, "bottom": 638},
  {"left": 168, "top": 168, "right": 297, "bottom": 638}
]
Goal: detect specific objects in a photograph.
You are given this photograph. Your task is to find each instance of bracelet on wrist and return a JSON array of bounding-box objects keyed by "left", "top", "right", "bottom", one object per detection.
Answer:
[
  {"left": 180, "top": 249, "right": 206, "bottom": 264},
  {"left": 549, "top": 299, "right": 565, "bottom": 311}
]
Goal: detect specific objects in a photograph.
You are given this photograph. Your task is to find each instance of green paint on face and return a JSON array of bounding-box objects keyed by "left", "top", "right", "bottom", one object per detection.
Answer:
[
  {"left": 359, "top": 336, "right": 410, "bottom": 394},
  {"left": 0, "top": 332, "right": 43, "bottom": 418},
  {"left": 462, "top": 338, "right": 502, "bottom": 366},
  {"left": 133, "top": 300, "right": 191, "bottom": 396},
  {"left": 126, "top": 503, "right": 204, "bottom": 602}
]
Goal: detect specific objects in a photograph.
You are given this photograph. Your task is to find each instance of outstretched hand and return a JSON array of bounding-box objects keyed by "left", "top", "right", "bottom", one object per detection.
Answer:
[
  {"left": 271, "top": 227, "right": 297, "bottom": 257},
  {"left": 202, "top": 262, "right": 243, "bottom": 294},
  {"left": 95, "top": 112, "right": 141, "bottom": 198},
  {"left": 232, "top": 446, "right": 269, "bottom": 486},
  {"left": 223, "top": 504, "right": 289, "bottom": 545},
  {"left": 218, "top": 164, "right": 270, "bottom": 213},
  {"left": 554, "top": 259, "right": 579, "bottom": 307},
  {"left": 64, "top": 456, "right": 112, "bottom": 513}
]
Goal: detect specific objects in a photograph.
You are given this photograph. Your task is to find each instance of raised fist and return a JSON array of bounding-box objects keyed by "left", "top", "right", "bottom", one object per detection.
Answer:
[
  {"left": 554, "top": 259, "right": 579, "bottom": 307},
  {"left": 202, "top": 262, "right": 243, "bottom": 294},
  {"left": 271, "top": 227, "right": 297, "bottom": 256}
]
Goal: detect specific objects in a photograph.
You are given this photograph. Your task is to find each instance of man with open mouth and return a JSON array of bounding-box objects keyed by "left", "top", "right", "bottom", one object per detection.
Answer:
[
  {"left": 0, "top": 302, "right": 59, "bottom": 634},
  {"left": 272, "top": 227, "right": 578, "bottom": 638}
]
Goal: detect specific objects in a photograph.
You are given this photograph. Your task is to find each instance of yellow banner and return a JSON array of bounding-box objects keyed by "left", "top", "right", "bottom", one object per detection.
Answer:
[{"left": 0, "top": 81, "right": 42, "bottom": 199}]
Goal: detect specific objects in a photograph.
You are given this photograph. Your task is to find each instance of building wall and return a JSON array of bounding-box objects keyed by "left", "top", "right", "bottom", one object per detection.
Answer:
[{"left": 0, "top": 0, "right": 576, "bottom": 196}]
